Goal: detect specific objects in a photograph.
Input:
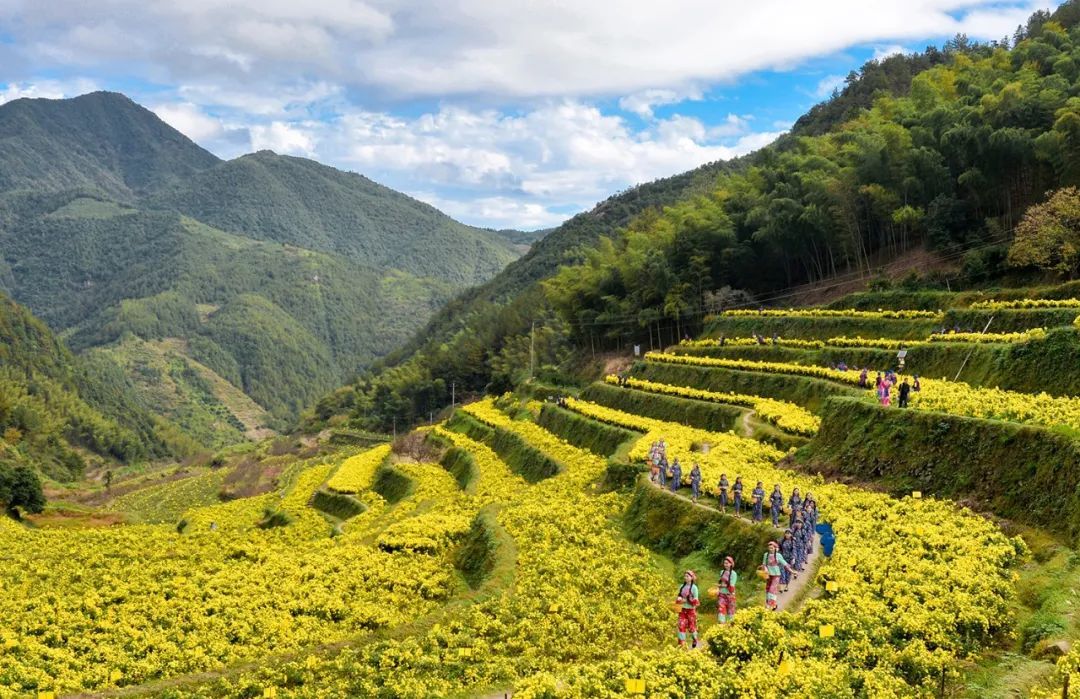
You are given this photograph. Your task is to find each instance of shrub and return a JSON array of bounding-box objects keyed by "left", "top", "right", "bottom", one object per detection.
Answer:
[
  {"left": 0, "top": 462, "right": 45, "bottom": 517},
  {"left": 256, "top": 507, "right": 293, "bottom": 529}
]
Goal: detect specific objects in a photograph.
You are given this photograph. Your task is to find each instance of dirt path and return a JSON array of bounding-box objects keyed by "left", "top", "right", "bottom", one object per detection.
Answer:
[
  {"left": 645, "top": 478, "right": 821, "bottom": 612},
  {"left": 739, "top": 409, "right": 755, "bottom": 437}
]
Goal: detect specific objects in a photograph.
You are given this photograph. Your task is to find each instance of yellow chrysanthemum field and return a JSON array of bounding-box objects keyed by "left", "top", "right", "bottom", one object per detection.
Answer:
[{"left": 7, "top": 297, "right": 1080, "bottom": 697}]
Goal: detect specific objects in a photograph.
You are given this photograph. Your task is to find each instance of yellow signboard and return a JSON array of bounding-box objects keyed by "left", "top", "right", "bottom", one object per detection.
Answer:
[{"left": 819, "top": 624, "right": 835, "bottom": 638}]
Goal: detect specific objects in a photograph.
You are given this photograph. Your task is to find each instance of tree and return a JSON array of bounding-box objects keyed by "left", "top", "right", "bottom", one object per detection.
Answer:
[
  {"left": 1007, "top": 186, "right": 1080, "bottom": 277},
  {"left": 0, "top": 463, "right": 46, "bottom": 517}
]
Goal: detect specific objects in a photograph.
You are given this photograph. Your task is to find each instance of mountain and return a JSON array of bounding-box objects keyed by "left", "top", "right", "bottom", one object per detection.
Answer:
[
  {"left": 308, "top": 156, "right": 747, "bottom": 429},
  {"left": 148, "top": 151, "right": 521, "bottom": 284},
  {"left": 0, "top": 293, "right": 192, "bottom": 482},
  {"left": 0, "top": 92, "right": 525, "bottom": 441},
  {"left": 308, "top": 1, "right": 1080, "bottom": 433},
  {"left": 0, "top": 92, "right": 220, "bottom": 199}
]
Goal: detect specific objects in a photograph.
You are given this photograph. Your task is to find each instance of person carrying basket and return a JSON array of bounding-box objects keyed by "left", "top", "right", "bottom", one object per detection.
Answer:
[
  {"left": 675, "top": 570, "right": 700, "bottom": 648},
  {"left": 715, "top": 556, "right": 738, "bottom": 623}
]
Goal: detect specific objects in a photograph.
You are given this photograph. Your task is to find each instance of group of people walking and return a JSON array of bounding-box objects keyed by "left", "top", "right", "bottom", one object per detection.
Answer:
[
  {"left": 648, "top": 441, "right": 705, "bottom": 501},
  {"left": 857, "top": 367, "right": 920, "bottom": 408},
  {"left": 669, "top": 478, "right": 821, "bottom": 645},
  {"left": 674, "top": 526, "right": 817, "bottom": 646}
]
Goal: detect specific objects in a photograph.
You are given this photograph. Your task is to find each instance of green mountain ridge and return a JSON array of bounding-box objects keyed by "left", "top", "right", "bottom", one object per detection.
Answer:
[
  {"left": 147, "top": 150, "right": 522, "bottom": 284},
  {"left": 0, "top": 92, "right": 531, "bottom": 444},
  {"left": 0, "top": 91, "right": 220, "bottom": 198}
]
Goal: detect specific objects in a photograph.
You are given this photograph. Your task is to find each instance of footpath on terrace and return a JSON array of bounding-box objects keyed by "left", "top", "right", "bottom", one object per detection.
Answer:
[{"left": 644, "top": 478, "right": 822, "bottom": 613}]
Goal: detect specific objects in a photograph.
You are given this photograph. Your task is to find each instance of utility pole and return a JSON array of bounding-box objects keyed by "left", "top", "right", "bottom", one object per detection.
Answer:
[
  {"left": 530, "top": 320, "right": 536, "bottom": 381},
  {"left": 451, "top": 381, "right": 455, "bottom": 408}
]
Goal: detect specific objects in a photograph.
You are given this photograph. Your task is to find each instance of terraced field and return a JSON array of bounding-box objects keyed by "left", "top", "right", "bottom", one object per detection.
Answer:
[{"left": 5, "top": 295, "right": 1080, "bottom": 697}]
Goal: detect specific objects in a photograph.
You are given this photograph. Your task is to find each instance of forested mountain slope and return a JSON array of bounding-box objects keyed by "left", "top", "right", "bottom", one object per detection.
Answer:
[
  {"left": 0, "top": 293, "right": 192, "bottom": 482},
  {"left": 312, "top": 1, "right": 1080, "bottom": 434},
  {"left": 0, "top": 91, "right": 220, "bottom": 198},
  {"left": 148, "top": 150, "right": 521, "bottom": 285},
  {"left": 545, "top": 8, "right": 1080, "bottom": 341},
  {"left": 0, "top": 92, "right": 528, "bottom": 438}
]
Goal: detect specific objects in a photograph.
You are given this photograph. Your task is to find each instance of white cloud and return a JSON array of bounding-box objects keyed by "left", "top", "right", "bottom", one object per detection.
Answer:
[
  {"left": 250, "top": 121, "right": 317, "bottom": 155},
  {"left": 152, "top": 102, "right": 224, "bottom": 141},
  {"left": 0, "top": 78, "right": 97, "bottom": 105},
  {"left": 619, "top": 88, "right": 702, "bottom": 118},
  {"left": 0, "top": 1, "right": 1051, "bottom": 100},
  {"left": 177, "top": 82, "right": 342, "bottom": 117},
  {"left": 872, "top": 44, "right": 910, "bottom": 60},
  {"left": 306, "top": 101, "right": 784, "bottom": 225},
  {"left": 414, "top": 192, "right": 568, "bottom": 230},
  {"left": 814, "top": 74, "right": 846, "bottom": 98},
  {"left": 707, "top": 114, "right": 753, "bottom": 139}
]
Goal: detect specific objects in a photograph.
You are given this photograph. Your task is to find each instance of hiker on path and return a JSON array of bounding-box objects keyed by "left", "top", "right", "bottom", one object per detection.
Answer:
[
  {"left": 801, "top": 513, "right": 815, "bottom": 556},
  {"left": 733, "top": 477, "right": 744, "bottom": 516},
  {"left": 717, "top": 475, "right": 730, "bottom": 512},
  {"left": 792, "top": 519, "right": 807, "bottom": 571},
  {"left": 650, "top": 458, "right": 660, "bottom": 484},
  {"left": 752, "top": 481, "right": 766, "bottom": 522},
  {"left": 689, "top": 463, "right": 702, "bottom": 502},
  {"left": 770, "top": 484, "right": 784, "bottom": 527},
  {"left": 859, "top": 368, "right": 868, "bottom": 388},
  {"left": 670, "top": 459, "right": 682, "bottom": 493},
  {"left": 803, "top": 494, "right": 818, "bottom": 556},
  {"left": 913, "top": 374, "right": 921, "bottom": 392},
  {"left": 788, "top": 488, "right": 802, "bottom": 527},
  {"left": 898, "top": 378, "right": 911, "bottom": 408},
  {"left": 658, "top": 454, "right": 668, "bottom": 488},
  {"left": 779, "top": 530, "right": 796, "bottom": 593},
  {"left": 716, "top": 557, "right": 738, "bottom": 624},
  {"left": 761, "top": 541, "right": 794, "bottom": 611},
  {"left": 676, "top": 570, "right": 701, "bottom": 648}
]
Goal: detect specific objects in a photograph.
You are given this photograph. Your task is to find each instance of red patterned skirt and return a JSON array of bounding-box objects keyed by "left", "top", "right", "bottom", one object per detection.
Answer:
[{"left": 677, "top": 607, "right": 698, "bottom": 634}]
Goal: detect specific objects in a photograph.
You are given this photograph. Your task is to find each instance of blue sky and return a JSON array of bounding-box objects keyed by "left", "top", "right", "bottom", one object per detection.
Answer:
[{"left": 0, "top": 1, "right": 1057, "bottom": 230}]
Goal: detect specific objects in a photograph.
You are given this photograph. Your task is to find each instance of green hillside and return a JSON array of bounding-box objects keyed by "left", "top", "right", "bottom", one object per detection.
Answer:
[
  {"left": 0, "top": 91, "right": 220, "bottom": 198},
  {"left": 310, "top": 26, "right": 1024, "bottom": 435},
  {"left": 0, "top": 92, "right": 527, "bottom": 436},
  {"left": 0, "top": 191, "right": 460, "bottom": 424},
  {"left": 149, "top": 150, "right": 521, "bottom": 285},
  {"left": 312, "top": 2, "right": 1080, "bottom": 437},
  {"left": 0, "top": 293, "right": 191, "bottom": 482}
]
